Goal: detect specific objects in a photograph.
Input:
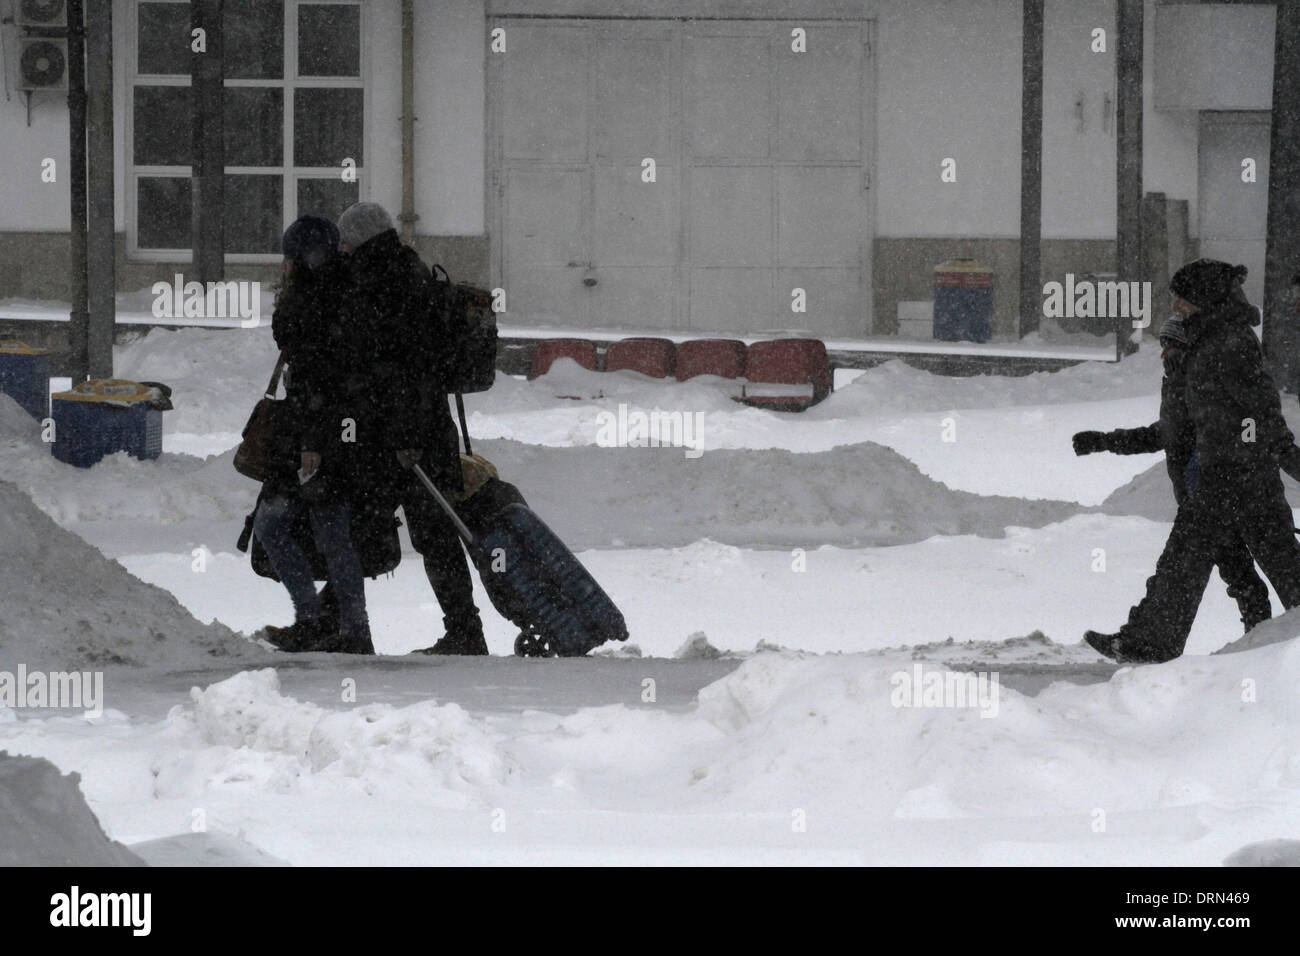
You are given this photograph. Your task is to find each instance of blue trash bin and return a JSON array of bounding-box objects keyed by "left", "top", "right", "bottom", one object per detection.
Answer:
[
  {"left": 0, "top": 340, "right": 52, "bottom": 420},
  {"left": 933, "top": 259, "right": 995, "bottom": 343},
  {"left": 51, "top": 380, "right": 163, "bottom": 468}
]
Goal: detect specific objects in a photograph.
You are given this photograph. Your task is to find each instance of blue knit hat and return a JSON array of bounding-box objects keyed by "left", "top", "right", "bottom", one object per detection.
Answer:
[{"left": 282, "top": 215, "right": 340, "bottom": 270}]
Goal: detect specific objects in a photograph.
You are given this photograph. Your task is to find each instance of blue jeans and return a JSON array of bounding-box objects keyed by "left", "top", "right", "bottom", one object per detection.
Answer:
[{"left": 253, "top": 494, "right": 369, "bottom": 636}]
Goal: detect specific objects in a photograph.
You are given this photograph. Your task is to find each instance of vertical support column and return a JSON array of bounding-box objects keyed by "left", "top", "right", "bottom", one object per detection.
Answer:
[
  {"left": 1142, "top": 191, "right": 1169, "bottom": 335},
  {"left": 1019, "top": 0, "right": 1045, "bottom": 338},
  {"left": 192, "top": 0, "right": 225, "bottom": 284},
  {"left": 1264, "top": 0, "right": 1300, "bottom": 390},
  {"left": 66, "top": 0, "right": 89, "bottom": 382},
  {"left": 1115, "top": 0, "right": 1144, "bottom": 361},
  {"left": 400, "top": 0, "right": 418, "bottom": 245},
  {"left": 85, "top": 0, "right": 116, "bottom": 379}
]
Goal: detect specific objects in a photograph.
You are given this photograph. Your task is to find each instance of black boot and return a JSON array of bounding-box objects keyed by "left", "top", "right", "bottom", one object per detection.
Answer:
[
  {"left": 264, "top": 617, "right": 336, "bottom": 652},
  {"left": 1084, "top": 630, "right": 1179, "bottom": 664},
  {"left": 412, "top": 614, "right": 488, "bottom": 656},
  {"left": 319, "top": 622, "right": 375, "bottom": 656}
]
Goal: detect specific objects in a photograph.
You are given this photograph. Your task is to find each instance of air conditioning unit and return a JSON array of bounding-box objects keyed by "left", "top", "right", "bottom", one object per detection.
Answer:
[
  {"left": 16, "top": 0, "right": 68, "bottom": 28},
  {"left": 18, "top": 37, "right": 68, "bottom": 90}
]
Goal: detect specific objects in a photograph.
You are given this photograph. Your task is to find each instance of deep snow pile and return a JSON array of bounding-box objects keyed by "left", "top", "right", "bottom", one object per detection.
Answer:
[
  {"left": 473, "top": 437, "right": 1083, "bottom": 548},
  {"left": 113, "top": 325, "right": 280, "bottom": 448},
  {"left": 20, "top": 625, "right": 1291, "bottom": 864},
  {"left": 0, "top": 751, "right": 142, "bottom": 865},
  {"left": 0, "top": 392, "right": 1082, "bottom": 552},
  {"left": 463, "top": 353, "right": 1163, "bottom": 448},
  {"left": 0, "top": 393, "right": 256, "bottom": 529},
  {"left": 0, "top": 477, "right": 262, "bottom": 670},
  {"left": 805, "top": 343, "right": 1164, "bottom": 416},
  {"left": 98, "top": 326, "right": 1168, "bottom": 454}
]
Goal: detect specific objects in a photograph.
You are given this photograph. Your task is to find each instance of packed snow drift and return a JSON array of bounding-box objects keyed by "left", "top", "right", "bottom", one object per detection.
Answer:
[{"left": 2, "top": 323, "right": 1298, "bottom": 865}]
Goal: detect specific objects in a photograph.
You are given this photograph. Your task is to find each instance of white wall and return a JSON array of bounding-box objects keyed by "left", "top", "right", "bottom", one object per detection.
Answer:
[
  {"left": 0, "top": 0, "right": 130, "bottom": 232},
  {"left": 412, "top": 0, "right": 485, "bottom": 235},
  {"left": 1143, "top": 0, "right": 1201, "bottom": 238},
  {"left": 1041, "top": 0, "right": 1115, "bottom": 239},
  {"left": 874, "top": 0, "right": 1205, "bottom": 241},
  {"left": 365, "top": 0, "right": 402, "bottom": 221},
  {"left": 0, "top": 0, "right": 1213, "bottom": 243},
  {"left": 1154, "top": 3, "right": 1274, "bottom": 110},
  {"left": 0, "top": 40, "right": 73, "bottom": 231}
]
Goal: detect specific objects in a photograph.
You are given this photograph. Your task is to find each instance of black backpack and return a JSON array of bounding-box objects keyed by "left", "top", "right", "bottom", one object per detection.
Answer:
[{"left": 429, "top": 264, "right": 498, "bottom": 394}]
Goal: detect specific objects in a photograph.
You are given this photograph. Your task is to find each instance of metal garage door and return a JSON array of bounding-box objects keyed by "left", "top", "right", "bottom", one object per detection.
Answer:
[{"left": 489, "top": 17, "right": 874, "bottom": 336}]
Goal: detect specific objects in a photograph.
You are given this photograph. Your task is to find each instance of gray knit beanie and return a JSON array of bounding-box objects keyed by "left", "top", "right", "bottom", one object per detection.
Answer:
[{"left": 338, "top": 201, "right": 395, "bottom": 249}]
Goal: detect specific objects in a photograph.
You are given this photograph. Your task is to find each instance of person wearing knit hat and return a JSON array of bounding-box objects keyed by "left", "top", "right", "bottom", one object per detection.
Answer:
[
  {"left": 333, "top": 201, "right": 488, "bottom": 655},
  {"left": 1072, "top": 303, "right": 1271, "bottom": 638},
  {"left": 1085, "top": 260, "right": 1300, "bottom": 663},
  {"left": 281, "top": 214, "right": 340, "bottom": 270},
  {"left": 251, "top": 214, "right": 376, "bottom": 655},
  {"left": 1168, "top": 258, "right": 1247, "bottom": 314},
  {"left": 337, "top": 201, "right": 395, "bottom": 252}
]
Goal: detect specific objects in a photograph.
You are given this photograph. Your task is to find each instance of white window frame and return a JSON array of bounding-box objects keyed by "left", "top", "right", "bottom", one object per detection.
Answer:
[{"left": 126, "top": 0, "right": 370, "bottom": 263}]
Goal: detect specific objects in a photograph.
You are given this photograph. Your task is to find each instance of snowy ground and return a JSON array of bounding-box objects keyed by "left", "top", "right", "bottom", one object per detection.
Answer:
[{"left": 3, "top": 325, "right": 1300, "bottom": 865}]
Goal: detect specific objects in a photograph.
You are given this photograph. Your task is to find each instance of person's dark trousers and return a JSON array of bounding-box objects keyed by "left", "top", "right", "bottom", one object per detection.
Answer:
[
  {"left": 1121, "top": 463, "right": 1300, "bottom": 656},
  {"left": 1214, "top": 533, "right": 1272, "bottom": 631},
  {"left": 396, "top": 473, "right": 483, "bottom": 637},
  {"left": 253, "top": 494, "right": 370, "bottom": 636}
]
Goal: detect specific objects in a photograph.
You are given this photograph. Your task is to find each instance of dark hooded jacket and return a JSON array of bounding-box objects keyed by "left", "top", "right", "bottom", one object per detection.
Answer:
[
  {"left": 266, "top": 256, "right": 361, "bottom": 495},
  {"left": 1102, "top": 348, "right": 1196, "bottom": 501},
  {"left": 338, "top": 228, "right": 462, "bottom": 492},
  {"left": 1181, "top": 295, "right": 1296, "bottom": 474}
]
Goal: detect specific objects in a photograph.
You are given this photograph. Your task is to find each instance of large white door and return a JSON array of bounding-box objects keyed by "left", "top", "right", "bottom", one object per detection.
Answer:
[
  {"left": 491, "top": 18, "right": 873, "bottom": 336},
  {"left": 1199, "top": 113, "right": 1270, "bottom": 307}
]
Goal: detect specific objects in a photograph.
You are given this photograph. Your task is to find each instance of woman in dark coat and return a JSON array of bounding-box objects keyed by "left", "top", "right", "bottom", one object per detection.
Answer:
[{"left": 252, "top": 216, "right": 374, "bottom": 654}]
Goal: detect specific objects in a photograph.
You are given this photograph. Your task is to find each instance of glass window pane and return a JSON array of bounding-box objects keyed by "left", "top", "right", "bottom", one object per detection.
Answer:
[
  {"left": 298, "top": 4, "right": 360, "bottom": 77},
  {"left": 134, "top": 85, "right": 192, "bottom": 166},
  {"left": 138, "top": 1, "right": 192, "bottom": 76},
  {"left": 294, "top": 88, "right": 363, "bottom": 167},
  {"left": 223, "top": 0, "right": 283, "bottom": 80},
  {"left": 296, "top": 177, "right": 359, "bottom": 222},
  {"left": 225, "top": 174, "right": 284, "bottom": 254},
  {"left": 137, "top": 177, "right": 192, "bottom": 249},
  {"left": 224, "top": 86, "right": 283, "bottom": 166}
]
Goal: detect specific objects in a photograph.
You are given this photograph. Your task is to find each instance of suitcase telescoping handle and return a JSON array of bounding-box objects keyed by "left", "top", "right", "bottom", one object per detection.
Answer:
[
  {"left": 454, "top": 393, "right": 472, "bottom": 456},
  {"left": 410, "top": 462, "right": 477, "bottom": 548}
]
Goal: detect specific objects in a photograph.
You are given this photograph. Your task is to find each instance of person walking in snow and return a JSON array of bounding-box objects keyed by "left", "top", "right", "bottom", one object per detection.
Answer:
[
  {"left": 1085, "top": 260, "right": 1300, "bottom": 663},
  {"left": 253, "top": 215, "right": 376, "bottom": 654},
  {"left": 334, "top": 201, "right": 488, "bottom": 655},
  {"left": 1072, "top": 312, "right": 1272, "bottom": 635}
]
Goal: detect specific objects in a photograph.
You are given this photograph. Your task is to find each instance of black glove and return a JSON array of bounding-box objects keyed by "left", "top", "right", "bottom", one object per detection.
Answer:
[
  {"left": 1072, "top": 431, "right": 1109, "bottom": 456},
  {"left": 395, "top": 448, "right": 423, "bottom": 470}
]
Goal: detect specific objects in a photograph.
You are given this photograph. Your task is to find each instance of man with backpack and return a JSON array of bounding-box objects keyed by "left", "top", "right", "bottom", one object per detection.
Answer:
[{"left": 335, "top": 201, "right": 488, "bottom": 655}]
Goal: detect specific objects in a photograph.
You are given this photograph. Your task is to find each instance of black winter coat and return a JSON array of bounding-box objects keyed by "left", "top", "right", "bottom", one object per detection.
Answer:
[
  {"left": 1182, "top": 298, "right": 1296, "bottom": 474},
  {"left": 266, "top": 257, "right": 363, "bottom": 497},
  {"left": 1102, "top": 349, "right": 1196, "bottom": 501},
  {"left": 339, "top": 229, "right": 463, "bottom": 493}
]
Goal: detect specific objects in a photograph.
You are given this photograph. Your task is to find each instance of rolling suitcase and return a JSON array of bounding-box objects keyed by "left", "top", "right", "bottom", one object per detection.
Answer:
[{"left": 412, "top": 397, "right": 630, "bottom": 658}]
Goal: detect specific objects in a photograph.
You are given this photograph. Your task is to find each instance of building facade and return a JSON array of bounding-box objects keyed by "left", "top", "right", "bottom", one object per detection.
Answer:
[{"left": 0, "top": 0, "right": 1279, "bottom": 340}]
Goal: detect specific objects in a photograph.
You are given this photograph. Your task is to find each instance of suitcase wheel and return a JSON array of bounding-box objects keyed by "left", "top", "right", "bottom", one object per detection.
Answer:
[{"left": 514, "top": 631, "right": 559, "bottom": 658}]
